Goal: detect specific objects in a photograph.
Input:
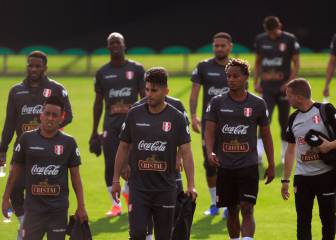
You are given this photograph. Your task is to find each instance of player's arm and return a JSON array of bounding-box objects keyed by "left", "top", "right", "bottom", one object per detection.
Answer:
[
  {"left": 324, "top": 54, "right": 336, "bottom": 97},
  {"left": 189, "top": 83, "right": 201, "bottom": 133},
  {"left": 281, "top": 143, "right": 296, "bottom": 200},
  {"left": 260, "top": 125, "right": 275, "bottom": 184},
  {"left": 253, "top": 54, "right": 263, "bottom": 94},
  {"left": 179, "top": 143, "right": 197, "bottom": 201},
  {"left": 204, "top": 120, "right": 220, "bottom": 167},
  {"left": 60, "top": 88, "right": 73, "bottom": 127},
  {"left": 91, "top": 92, "right": 103, "bottom": 138},
  {"left": 289, "top": 54, "right": 300, "bottom": 80},
  {"left": 112, "top": 141, "right": 131, "bottom": 202},
  {"left": 70, "top": 166, "right": 88, "bottom": 223},
  {"left": 2, "top": 164, "right": 24, "bottom": 217},
  {"left": 0, "top": 89, "right": 17, "bottom": 165}
]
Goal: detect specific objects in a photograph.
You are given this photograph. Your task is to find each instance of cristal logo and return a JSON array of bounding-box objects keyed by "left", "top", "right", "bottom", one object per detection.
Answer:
[
  {"left": 31, "top": 165, "right": 60, "bottom": 176},
  {"left": 208, "top": 86, "right": 229, "bottom": 96},
  {"left": 109, "top": 88, "right": 132, "bottom": 98},
  {"left": 262, "top": 57, "right": 283, "bottom": 67},
  {"left": 138, "top": 140, "right": 167, "bottom": 152},
  {"left": 21, "top": 105, "right": 43, "bottom": 115},
  {"left": 222, "top": 124, "right": 249, "bottom": 135}
]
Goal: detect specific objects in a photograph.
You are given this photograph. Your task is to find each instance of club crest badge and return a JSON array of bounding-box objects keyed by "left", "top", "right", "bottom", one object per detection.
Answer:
[
  {"left": 54, "top": 145, "right": 64, "bottom": 155},
  {"left": 244, "top": 108, "right": 252, "bottom": 117},
  {"left": 125, "top": 71, "right": 134, "bottom": 80},
  {"left": 43, "top": 89, "right": 52, "bottom": 98},
  {"left": 162, "top": 122, "right": 171, "bottom": 132},
  {"left": 279, "top": 43, "right": 287, "bottom": 52},
  {"left": 312, "top": 115, "right": 320, "bottom": 124}
]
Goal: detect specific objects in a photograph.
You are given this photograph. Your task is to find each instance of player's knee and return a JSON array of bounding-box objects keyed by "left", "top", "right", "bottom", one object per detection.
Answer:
[
  {"left": 240, "top": 202, "right": 254, "bottom": 217},
  {"left": 228, "top": 206, "right": 239, "bottom": 218}
]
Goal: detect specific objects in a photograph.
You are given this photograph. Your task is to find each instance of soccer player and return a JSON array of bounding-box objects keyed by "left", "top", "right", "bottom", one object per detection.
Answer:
[
  {"left": 2, "top": 96, "right": 87, "bottom": 240},
  {"left": 205, "top": 59, "right": 275, "bottom": 240},
  {"left": 189, "top": 32, "right": 232, "bottom": 216},
  {"left": 323, "top": 34, "right": 336, "bottom": 99},
  {"left": 89, "top": 32, "right": 145, "bottom": 217},
  {"left": 112, "top": 67, "right": 197, "bottom": 240},
  {"left": 0, "top": 51, "right": 72, "bottom": 239},
  {"left": 282, "top": 78, "right": 336, "bottom": 240},
  {"left": 254, "top": 16, "right": 300, "bottom": 163}
]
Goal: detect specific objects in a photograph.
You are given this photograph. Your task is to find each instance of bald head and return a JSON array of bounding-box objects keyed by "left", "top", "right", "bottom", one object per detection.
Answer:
[{"left": 107, "top": 32, "right": 125, "bottom": 42}]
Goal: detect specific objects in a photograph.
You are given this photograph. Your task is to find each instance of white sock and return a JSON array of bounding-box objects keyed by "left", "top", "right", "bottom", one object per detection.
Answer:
[
  {"left": 242, "top": 237, "right": 253, "bottom": 240},
  {"left": 257, "top": 138, "right": 264, "bottom": 163},
  {"left": 281, "top": 140, "right": 288, "bottom": 163},
  {"left": 107, "top": 186, "right": 121, "bottom": 206},
  {"left": 145, "top": 234, "right": 153, "bottom": 240},
  {"left": 209, "top": 187, "right": 216, "bottom": 205},
  {"left": 122, "top": 181, "right": 129, "bottom": 194}
]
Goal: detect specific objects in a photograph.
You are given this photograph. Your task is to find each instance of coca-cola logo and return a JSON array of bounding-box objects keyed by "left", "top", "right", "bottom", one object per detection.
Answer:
[
  {"left": 138, "top": 140, "right": 167, "bottom": 152},
  {"left": 31, "top": 165, "right": 60, "bottom": 176},
  {"left": 261, "top": 57, "right": 283, "bottom": 67},
  {"left": 221, "top": 124, "right": 249, "bottom": 135},
  {"left": 109, "top": 87, "right": 132, "bottom": 98},
  {"left": 208, "top": 86, "right": 229, "bottom": 96},
  {"left": 21, "top": 105, "right": 43, "bottom": 115}
]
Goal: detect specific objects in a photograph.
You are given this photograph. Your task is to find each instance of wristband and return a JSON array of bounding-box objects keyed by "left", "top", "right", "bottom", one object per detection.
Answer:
[{"left": 281, "top": 179, "right": 290, "bottom": 183}]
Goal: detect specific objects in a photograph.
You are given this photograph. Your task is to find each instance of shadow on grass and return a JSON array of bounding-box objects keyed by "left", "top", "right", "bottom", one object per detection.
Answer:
[
  {"left": 90, "top": 214, "right": 129, "bottom": 236},
  {"left": 191, "top": 215, "right": 228, "bottom": 239}
]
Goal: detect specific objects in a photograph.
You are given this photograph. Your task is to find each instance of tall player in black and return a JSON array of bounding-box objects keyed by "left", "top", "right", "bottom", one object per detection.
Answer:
[
  {"left": 323, "top": 34, "right": 336, "bottom": 99},
  {"left": 0, "top": 51, "right": 72, "bottom": 239},
  {"left": 112, "top": 67, "right": 197, "bottom": 240},
  {"left": 189, "top": 32, "right": 232, "bottom": 216},
  {"left": 254, "top": 16, "right": 300, "bottom": 164},
  {"left": 90, "top": 32, "right": 145, "bottom": 217},
  {"left": 205, "top": 59, "right": 275, "bottom": 240},
  {"left": 2, "top": 96, "right": 87, "bottom": 240}
]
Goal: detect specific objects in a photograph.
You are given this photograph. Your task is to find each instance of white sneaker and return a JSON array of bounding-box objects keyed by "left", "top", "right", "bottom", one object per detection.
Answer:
[{"left": 146, "top": 234, "right": 153, "bottom": 240}]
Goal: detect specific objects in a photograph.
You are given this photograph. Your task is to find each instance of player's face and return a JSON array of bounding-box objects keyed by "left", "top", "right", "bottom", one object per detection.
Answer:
[
  {"left": 213, "top": 38, "right": 232, "bottom": 60},
  {"left": 226, "top": 66, "right": 248, "bottom": 91},
  {"left": 286, "top": 87, "right": 299, "bottom": 109},
  {"left": 40, "top": 104, "right": 63, "bottom": 132},
  {"left": 265, "top": 27, "right": 282, "bottom": 39},
  {"left": 107, "top": 37, "right": 125, "bottom": 57},
  {"left": 27, "top": 57, "right": 46, "bottom": 81},
  {"left": 145, "top": 82, "right": 168, "bottom": 108}
]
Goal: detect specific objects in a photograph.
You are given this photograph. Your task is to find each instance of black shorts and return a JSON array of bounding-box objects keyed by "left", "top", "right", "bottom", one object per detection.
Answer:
[
  {"left": 22, "top": 210, "right": 68, "bottom": 240},
  {"left": 216, "top": 165, "right": 259, "bottom": 207}
]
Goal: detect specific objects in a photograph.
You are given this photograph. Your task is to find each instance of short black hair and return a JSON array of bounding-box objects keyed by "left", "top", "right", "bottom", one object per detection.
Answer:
[
  {"left": 43, "top": 95, "right": 65, "bottom": 112},
  {"left": 263, "top": 16, "right": 281, "bottom": 31},
  {"left": 225, "top": 58, "right": 250, "bottom": 76},
  {"left": 287, "top": 78, "right": 311, "bottom": 99},
  {"left": 145, "top": 67, "right": 168, "bottom": 87},
  {"left": 28, "top": 51, "right": 48, "bottom": 65},
  {"left": 213, "top": 32, "right": 232, "bottom": 42}
]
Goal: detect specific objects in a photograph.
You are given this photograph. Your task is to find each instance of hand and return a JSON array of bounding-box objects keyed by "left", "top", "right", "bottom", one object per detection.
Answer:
[
  {"left": 208, "top": 152, "right": 220, "bottom": 167},
  {"left": 75, "top": 206, "right": 88, "bottom": 223},
  {"left": 318, "top": 137, "right": 334, "bottom": 154},
  {"left": 254, "top": 83, "right": 263, "bottom": 94},
  {"left": 111, "top": 181, "right": 121, "bottom": 203},
  {"left": 121, "top": 165, "right": 131, "bottom": 181},
  {"left": 281, "top": 183, "right": 290, "bottom": 200},
  {"left": 264, "top": 164, "right": 275, "bottom": 184},
  {"left": 0, "top": 152, "right": 6, "bottom": 167},
  {"left": 185, "top": 187, "right": 197, "bottom": 201},
  {"left": 191, "top": 116, "right": 201, "bottom": 133},
  {"left": 2, "top": 197, "right": 11, "bottom": 218},
  {"left": 323, "top": 86, "right": 329, "bottom": 97}
]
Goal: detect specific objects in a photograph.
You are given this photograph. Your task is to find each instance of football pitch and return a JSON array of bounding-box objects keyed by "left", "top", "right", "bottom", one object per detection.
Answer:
[{"left": 0, "top": 75, "right": 335, "bottom": 239}]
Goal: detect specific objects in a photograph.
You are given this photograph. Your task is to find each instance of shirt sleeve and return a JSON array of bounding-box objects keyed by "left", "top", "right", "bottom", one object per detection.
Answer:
[
  {"left": 12, "top": 134, "right": 26, "bottom": 165},
  {"left": 176, "top": 101, "right": 190, "bottom": 125},
  {"left": 68, "top": 139, "right": 81, "bottom": 168},
  {"left": 292, "top": 35, "right": 300, "bottom": 55},
  {"left": 94, "top": 70, "right": 103, "bottom": 94},
  {"left": 330, "top": 34, "right": 336, "bottom": 56},
  {"left": 256, "top": 100, "right": 270, "bottom": 127},
  {"left": 59, "top": 85, "right": 73, "bottom": 128},
  {"left": 285, "top": 113, "right": 297, "bottom": 143},
  {"left": 0, "top": 88, "right": 17, "bottom": 152},
  {"left": 119, "top": 111, "right": 132, "bottom": 143},
  {"left": 136, "top": 65, "right": 145, "bottom": 95},
  {"left": 177, "top": 113, "right": 191, "bottom": 146},
  {"left": 204, "top": 96, "right": 218, "bottom": 122},
  {"left": 325, "top": 103, "right": 336, "bottom": 135},
  {"left": 191, "top": 62, "right": 203, "bottom": 85}
]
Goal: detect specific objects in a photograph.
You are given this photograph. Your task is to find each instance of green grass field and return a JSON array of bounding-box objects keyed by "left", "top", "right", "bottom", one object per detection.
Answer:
[{"left": 0, "top": 74, "right": 335, "bottom": 239}]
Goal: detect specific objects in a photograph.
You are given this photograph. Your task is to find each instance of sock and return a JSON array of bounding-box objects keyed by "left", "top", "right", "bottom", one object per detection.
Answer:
[
  {"left": 209, "top": 187, "right": 216, "bottom": 205},
  {"left": 230, "top": 238, "right": 239, "bottom": 240},
  {"left": 242, "top": 237, "right": 253, "bottom": 240},
  {"left": 281, "top": 140, "right": 288, "bottom": 163},
  {"left": 107, "top": 186, "right": 121, "bottom": 206},
  {"left": 17, "top": 215, "right": 24, "bottom": 240},
  {"left": 122, "top": 181, "right": 129, "bottom": 195},
  {"left": 145, "top": 234, "right": 153, "bottom": 240},
  {"left": 257, "top": 138, "right": 264, "bottom": 163}
]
